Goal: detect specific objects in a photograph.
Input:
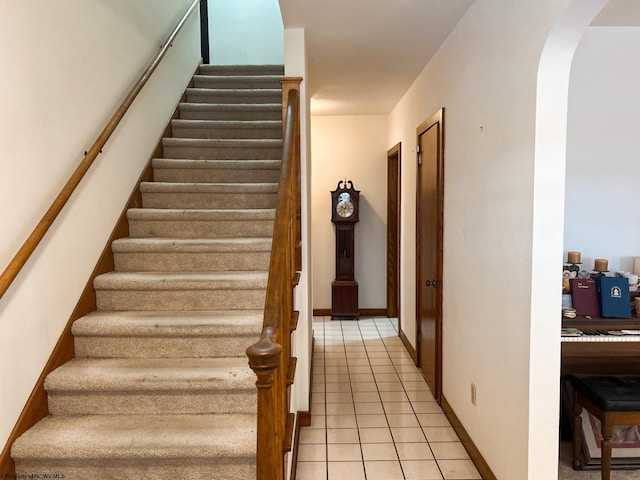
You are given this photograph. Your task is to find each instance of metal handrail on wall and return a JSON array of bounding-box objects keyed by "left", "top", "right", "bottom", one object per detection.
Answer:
[
  {"left": 0, "top": 0, "right": 201, "bottom": 299},
  {"left": 247, "top": 80, "right": 302, "bottom": 480}
]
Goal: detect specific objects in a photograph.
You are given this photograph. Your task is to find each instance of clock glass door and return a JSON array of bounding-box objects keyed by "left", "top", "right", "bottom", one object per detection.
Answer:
[{"left": 336, "top": 226, "right": 354, "bottom": 279}]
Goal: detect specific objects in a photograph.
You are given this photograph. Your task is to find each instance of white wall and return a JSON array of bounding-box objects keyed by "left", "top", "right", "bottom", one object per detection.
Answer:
[
  {"left": 283, "top": 27, "right": 313, "bottom": 479},
  {"left": 209, "top": 0, "right": 284, "bottom": 65},
  {"left": 387, "top": 1, "right": 579, "bottom": 478},
  {"left": 310, "top": 115, "right": 388, "bottom": 311},
  {"left": 564, "top": 27, "right": 640, "bottom": 272},
  {"left": 0, "top": 0, "right": 200, "bottom": 449}
]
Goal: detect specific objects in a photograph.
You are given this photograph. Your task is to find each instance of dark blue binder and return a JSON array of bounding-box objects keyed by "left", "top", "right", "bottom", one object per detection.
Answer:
[{"left": 596, "top": 276, "right": 631, "bottom": 318}]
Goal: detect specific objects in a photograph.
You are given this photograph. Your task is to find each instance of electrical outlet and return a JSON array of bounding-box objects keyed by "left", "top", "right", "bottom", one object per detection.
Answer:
[{"left": 471, "top": 383, "right": 477, "bottom": 406}]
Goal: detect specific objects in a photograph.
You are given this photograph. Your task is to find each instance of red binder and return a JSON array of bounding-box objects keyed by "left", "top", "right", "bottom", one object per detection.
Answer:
[{"left": 570, "top": 279, "right": 600, "bottom": 316}]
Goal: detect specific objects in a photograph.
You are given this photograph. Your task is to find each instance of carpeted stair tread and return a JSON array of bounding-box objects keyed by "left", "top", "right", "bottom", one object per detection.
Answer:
[
  {"left": 163, "top": 137, "right": 282, "bottom": 160},
  {"left": 152, "top": 159, "right": 280, "bottom": 183},
  {"left": 127, "top": 207, "right": 275, "bottom": 221},
  {"left": 127, "top": 208, "right": 275, "bottom": 239},
  {"left": 193, "top": 75, "right": 282, "bottom": 89},
  {"left": 94, "top": 272, "right": 268, "bottom": 311},
  {"left": 151, "top": 159, "right": 280, "bottom": 184},
  {"left": 44, "top": 357, "right": 257, "bottom": 415},
  {"left": 178, "top": 102, "right": 282, "bottom": 121},
  {"left": 163, "top": 138, "right": 282, "bottom": 147},
  {"left": 186, "top": 88, "right": 281, "bottom": 105},
  {"left": 139, "top": 182, "right": 278, "bottom": 209},
  {"left": 140, "top": 182, "right": 278, "bottom": 194},
  {"left": 94, "top": 271, "right": 268, "bottom": 290},
  {"left": 198, "top": 64, "right": 284, "bottom": 76},
  {"left": 45, "top": 357, "right": 254, "bottom": 392},
  {"left": 171, "top": 119, "right": 282, "bottom": 139},
  {"left": 72, "top": 310, "right": 264, "bottom": 337},
  {"left": 72, "top": 311, "right": 264, "bottom": 359},
  {"left": 112, "top": 237, "right": 272, "bottom": 253},
  {"left": 152, "top": 158, "right": 281, "bottom": 170},
  {"left": 11, "top": 413, "right": 256, "bottom": 460},
  {"left": 112, "top": 237, "right": 272, "bottom": 272}
]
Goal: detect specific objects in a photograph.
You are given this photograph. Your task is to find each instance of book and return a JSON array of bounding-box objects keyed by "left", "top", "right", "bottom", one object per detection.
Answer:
[
  {"left": 596, "top": 276, "right": 631, "bottom": 318},
  {"left": 561, "top": 328, "right": 582, "bottom": 337},
  {"left": 570, "top": 278, "right": 600, "bottom": 316}
]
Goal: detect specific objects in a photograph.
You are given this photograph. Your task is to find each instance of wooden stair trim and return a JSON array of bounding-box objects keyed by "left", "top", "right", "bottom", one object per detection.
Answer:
[
  {"left": 287, "top": 357, "right": 297, "bottom": 387},
  {"left": 290, "top": 411, "right": 310, "bottom": 480},
  {"left": 283, "top": 413, "right": 296, "bottom": 454},
  {"left": 290, "top": 311, "right": 300, "bottom": 332}
]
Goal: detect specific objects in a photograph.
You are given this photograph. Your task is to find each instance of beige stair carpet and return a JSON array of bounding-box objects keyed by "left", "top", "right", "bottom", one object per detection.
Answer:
[{"left": 11, "top": 64, "right": 284, "bottom": 480}]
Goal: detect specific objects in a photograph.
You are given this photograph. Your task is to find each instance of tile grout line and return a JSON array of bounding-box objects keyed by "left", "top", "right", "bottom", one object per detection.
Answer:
[
  {"left": 304, "top": 317, "right": 480, "bottom": 480},
  {"left": 366, "top": 318, "right": 407, "bottom": 479},
  {"left": 343, "top": 320, "right": 369, "bottom": 480},
  {"left": 379, "top": 318, "right": 446, "bottom": 480}
]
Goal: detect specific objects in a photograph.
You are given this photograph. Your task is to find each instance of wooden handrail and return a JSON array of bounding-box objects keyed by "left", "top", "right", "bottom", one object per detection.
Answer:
[
  {"left": 247, "top": 84, "right": 301, "bottom": 480},
  {"left": 0, "top": 0, "right": 201, "bottom": 299}
]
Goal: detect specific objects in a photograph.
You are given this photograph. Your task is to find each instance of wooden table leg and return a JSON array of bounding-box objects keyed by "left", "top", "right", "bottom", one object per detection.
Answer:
[{"left": 601, "top": 422, "right": 613, "bottom": 480}]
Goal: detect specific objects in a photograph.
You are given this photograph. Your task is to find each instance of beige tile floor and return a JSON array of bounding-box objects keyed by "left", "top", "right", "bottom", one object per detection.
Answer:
[{"left": 296, "top": 316, "right": 482, "bottom": 480}]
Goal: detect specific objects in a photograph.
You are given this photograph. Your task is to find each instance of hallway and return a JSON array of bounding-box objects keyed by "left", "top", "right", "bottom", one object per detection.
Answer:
[{"left": 296, "top": 316, "right": 481, "bottom": 480}]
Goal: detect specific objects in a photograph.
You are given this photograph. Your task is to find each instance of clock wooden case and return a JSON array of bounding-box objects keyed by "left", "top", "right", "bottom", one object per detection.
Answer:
[{"left": 330, "top": 180, "right": 360, "bottom": 319}]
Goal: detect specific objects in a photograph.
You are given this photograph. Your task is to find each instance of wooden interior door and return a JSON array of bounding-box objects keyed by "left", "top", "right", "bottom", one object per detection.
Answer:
[
  {"left": 386, "top": 144, "right": 401, "bottom": 321},
  {"left": 416, "top": 110, "right": 444, "bottom": 402}
]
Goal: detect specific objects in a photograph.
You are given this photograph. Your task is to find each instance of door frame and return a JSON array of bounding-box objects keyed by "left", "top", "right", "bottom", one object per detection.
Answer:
[
  {"left": 199, "top": 0, "right": 210, "bottom": 64},
  {"left": 415, "top": 109, "right": 445, "bottom": 402},
  {"left": 386, "top": 143, "right": 401, "bottom": 324}
]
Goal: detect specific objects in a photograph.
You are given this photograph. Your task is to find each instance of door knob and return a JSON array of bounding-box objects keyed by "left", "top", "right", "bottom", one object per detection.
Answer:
[{"left": 426, "top": 279, "right": 439, "bottom": 288}]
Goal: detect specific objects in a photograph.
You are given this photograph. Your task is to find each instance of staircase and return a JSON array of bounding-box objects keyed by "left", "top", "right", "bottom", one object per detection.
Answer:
[{"left": 11, "top": 65, "right": 285, "bottom": 479}]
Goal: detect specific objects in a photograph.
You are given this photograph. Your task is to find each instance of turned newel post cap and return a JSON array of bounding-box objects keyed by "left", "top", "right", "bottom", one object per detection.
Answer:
[{"left": 246, "top": 326, "right": 282, "bottom": 372}]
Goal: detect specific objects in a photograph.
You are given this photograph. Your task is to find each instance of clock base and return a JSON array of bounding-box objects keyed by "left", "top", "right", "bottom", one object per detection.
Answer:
[{"left": 331, "top": 280, "right": 359, "bottom": 319}]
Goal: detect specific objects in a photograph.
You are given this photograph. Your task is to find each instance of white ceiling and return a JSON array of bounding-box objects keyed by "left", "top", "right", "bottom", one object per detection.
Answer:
[{"left": 278, "top": 0, "right": 475, "bottom": 116}]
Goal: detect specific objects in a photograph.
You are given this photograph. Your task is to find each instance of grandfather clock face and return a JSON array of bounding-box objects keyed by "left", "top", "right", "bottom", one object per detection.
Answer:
[{"left": 331, "top": 180, "right": 360, "bottom": 223}]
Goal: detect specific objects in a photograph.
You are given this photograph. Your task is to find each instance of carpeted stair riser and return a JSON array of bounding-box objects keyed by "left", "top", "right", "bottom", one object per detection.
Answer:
[
  {"left": 46, "top": 358, "right": 256, "bottom": 415},
  {"left": 94, "top": 271, "right": 267, "bottom": 311},
  {"left": 72, "top": 311, "right": 263, "bottom": 358},
  {"left": 152, "top": 159, "right": 281, "bottom": 183},
  {"left": 186, "top": 88, "right": 281, "bottom": 105},
  {"left": 171, "top": 119, "right": 282, "bottom": 139},
  {"left": 112, "top": 238, "right": 271, "bottom": 272},
  {"left": 199, "top": 64, "right": 284, "bottom": 76},
  {"left": 12, "top": 414, "right": 256, "bottom": 480},
  {"left": 127, "top": 208, "right": 275, "bottom": 238},
  {"left": 178, "top": 103, "right": 282, "bottom": 121},
  {"left": 163, "top": 138, "right": 282, "bottom": 160},
  {"left": 193, "top": 75, "right": 282, "bottom": 90},
  {"left": 139, "top": 182, "right": 277, "bottom": 209}
]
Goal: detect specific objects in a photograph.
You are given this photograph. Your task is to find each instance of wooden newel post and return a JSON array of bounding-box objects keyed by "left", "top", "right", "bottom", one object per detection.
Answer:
[{"left": 246, "top": 326, "right": 283, "bottom": 480}]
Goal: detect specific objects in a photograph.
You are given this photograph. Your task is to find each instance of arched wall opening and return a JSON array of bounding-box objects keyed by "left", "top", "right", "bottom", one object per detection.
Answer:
[{"left": 529, "top": 0, "right": 626, "bottom": 476}]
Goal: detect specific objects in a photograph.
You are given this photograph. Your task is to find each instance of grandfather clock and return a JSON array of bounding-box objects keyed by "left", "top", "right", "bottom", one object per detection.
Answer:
[{"left": 330, "top": 180, "right": 360, "bottom": 319}]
